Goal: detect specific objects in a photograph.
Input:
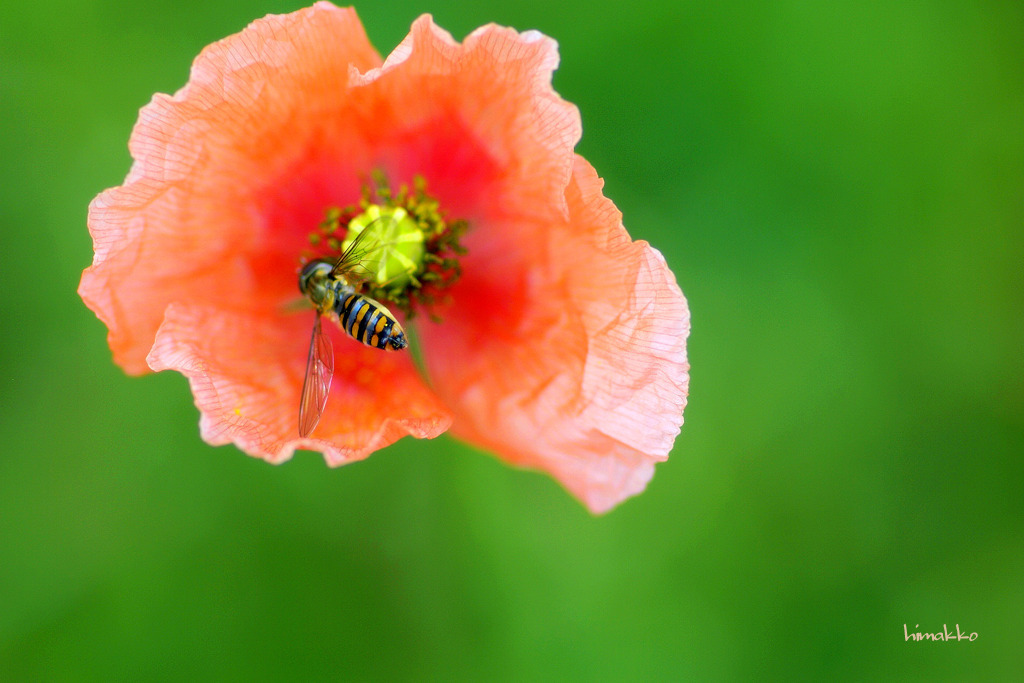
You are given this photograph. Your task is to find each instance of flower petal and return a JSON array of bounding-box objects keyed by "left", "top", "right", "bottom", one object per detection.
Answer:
[
  {"left": 421, "top": 156, "right": 690, "bottom": 513},
  {"left": 80, "top": 3, "right": 383, "bottom": 374},
  {"left": 345, "top": 15, "right": 581, "bottom": 222},
  {"left": 147, "top": 303, "right": 452, "bottom": 464}
]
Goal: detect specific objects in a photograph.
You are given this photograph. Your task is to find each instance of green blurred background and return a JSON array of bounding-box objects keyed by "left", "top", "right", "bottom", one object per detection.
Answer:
[{"left": 2, "top": 0, "right": 1022, "bottom": 679}]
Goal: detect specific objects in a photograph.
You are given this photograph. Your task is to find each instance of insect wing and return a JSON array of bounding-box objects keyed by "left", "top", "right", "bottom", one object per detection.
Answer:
[
  {"left": 298, "top": 314, "right": 335, "bottom": 437},
  {"left": 330, "top": 215, "right": 403, "bottom": 283},
  {"left": 330, "top": 216, "right": 384, "bottom": 280}
]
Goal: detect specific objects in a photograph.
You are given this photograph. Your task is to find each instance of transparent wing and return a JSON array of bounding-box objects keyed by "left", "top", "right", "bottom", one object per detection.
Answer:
[
  {"left": 298, "top": 314, "right": 335, "bottom": 438},
  {"left": 330, "top": 215, "right": 391, "bottom": 281}
]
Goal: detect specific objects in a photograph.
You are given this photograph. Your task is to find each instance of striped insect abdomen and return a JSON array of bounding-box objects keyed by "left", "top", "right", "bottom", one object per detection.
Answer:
[{"left": 334, "top": 291, "right": 408, "bottom": 351}]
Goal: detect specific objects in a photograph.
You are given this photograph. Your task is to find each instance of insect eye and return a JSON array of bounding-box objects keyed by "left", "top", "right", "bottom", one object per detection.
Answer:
[{"left": 299, "top": 260, "right": 332, "bottom": 293}]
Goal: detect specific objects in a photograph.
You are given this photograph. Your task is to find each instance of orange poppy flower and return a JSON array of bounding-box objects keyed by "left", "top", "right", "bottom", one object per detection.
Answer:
[{"left": 79, "top": 2, "right": 690, "bottom": 513}]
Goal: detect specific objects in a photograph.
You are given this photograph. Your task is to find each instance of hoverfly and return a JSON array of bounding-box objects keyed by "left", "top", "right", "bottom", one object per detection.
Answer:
[{"left": 297, "top": 223, "right": 409, "bottom": 437}]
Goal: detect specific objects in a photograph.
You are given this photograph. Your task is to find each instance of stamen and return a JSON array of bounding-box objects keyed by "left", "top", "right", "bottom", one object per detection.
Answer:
[{"left": 302, "top": 174, "right": 468, "bottom": 320}]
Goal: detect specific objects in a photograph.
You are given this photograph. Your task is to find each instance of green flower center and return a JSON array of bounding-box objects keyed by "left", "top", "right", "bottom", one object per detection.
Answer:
[
  {"left": 342, "top": 205, "right": 425, "bottom": 293},
  {"left": 305, "top": 174, "right": 467, "bottom": 320}
]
